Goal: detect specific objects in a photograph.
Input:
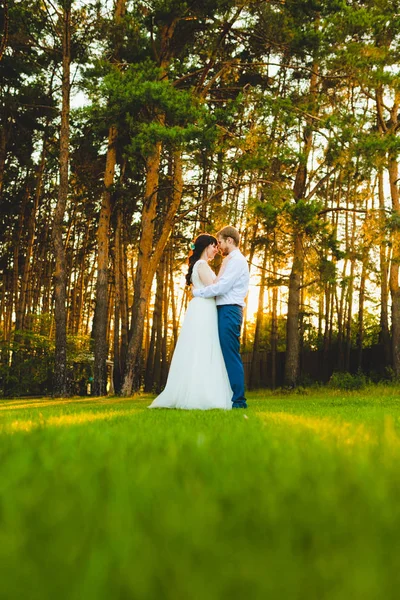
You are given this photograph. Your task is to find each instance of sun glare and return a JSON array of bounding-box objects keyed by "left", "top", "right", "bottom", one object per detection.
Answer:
[{"left": 2, "top": 407, "right": 140, "bottom": 434}]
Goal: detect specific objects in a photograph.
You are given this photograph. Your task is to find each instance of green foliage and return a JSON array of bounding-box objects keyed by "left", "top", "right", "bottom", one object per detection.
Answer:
[
  {"left": 285, "top": 198, "right": 324, "bottom": 234},
  {"left": 86, "top": 60, "right": 210, "bottom": 156},
  {"left": 103, "top": 63, "right": 197, "bottom": 120},
  {"left": 384, "top": 366, "right": 400, "bottom": 384},
  {"left": 0, "top": 325, "right": 92, "bottom": 397},
  {"left": 328, "top": 371, "right": 367, "bottom": 390},
  {"left": 356, "top": 133, "right": 400, "bottom": 164},
  {"left": 386, "top": 210, "right": 400, "bottom": 232},
  {"left": 0, "top": 329, "right": 55, "bottom": 397},
  {"left": 242, "top": 313, "right": 287, "bottom": 353},
  {"left": 318, "top": 256, "right": 337, "bottom": 284},
  {"left": 350, "top": 312, "right": 381, "bottom": 349},
  {"left": 253, "top": 201, "right": 280, "bottom": 230},
  {"left": 147, "top": 0, "right": 191, "bottom": 23}
]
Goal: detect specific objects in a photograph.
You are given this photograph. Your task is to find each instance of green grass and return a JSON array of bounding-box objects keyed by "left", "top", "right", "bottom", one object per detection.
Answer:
[{"left": 1, "top": 387, "right": 400, "bottom": 599}]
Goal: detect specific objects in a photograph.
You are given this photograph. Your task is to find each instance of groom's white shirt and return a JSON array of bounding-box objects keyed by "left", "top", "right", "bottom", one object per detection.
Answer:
[{"left": 193, "top": 249, "right": 249, "bottom": 307}]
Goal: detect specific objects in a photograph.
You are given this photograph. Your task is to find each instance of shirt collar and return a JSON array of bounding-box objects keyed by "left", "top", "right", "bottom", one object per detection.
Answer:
[{"left": 229, "top": 248, "right": 240, "bottom": 258}]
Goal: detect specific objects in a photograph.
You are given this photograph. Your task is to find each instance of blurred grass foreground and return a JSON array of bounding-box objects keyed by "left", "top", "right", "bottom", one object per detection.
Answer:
[{"left": 2, "top": 387, "right": 400, "bottom": 600}]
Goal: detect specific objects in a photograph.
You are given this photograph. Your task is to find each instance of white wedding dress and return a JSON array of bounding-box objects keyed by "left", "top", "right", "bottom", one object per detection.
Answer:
[{"left": 149, "top": 260, "right": 232, "bottom": 410}]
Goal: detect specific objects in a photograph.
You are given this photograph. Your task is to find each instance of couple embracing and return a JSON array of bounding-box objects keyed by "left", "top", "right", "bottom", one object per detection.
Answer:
[{"left": 150, "top": 226, "right": 249, "bottom": 411}]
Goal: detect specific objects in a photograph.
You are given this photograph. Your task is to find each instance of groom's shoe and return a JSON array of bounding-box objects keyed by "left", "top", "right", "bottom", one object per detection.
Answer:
[{"left": 232, "top": 401, "right": 247, "bottom": 409}]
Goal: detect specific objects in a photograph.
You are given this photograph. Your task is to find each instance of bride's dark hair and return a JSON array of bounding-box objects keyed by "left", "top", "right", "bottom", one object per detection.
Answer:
[{"left": 185, "top": 233, "right": 218, "bottom": 286}]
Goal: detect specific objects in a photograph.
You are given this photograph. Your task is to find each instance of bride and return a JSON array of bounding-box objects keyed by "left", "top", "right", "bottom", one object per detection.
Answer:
[{"left": 149, "top": 234, "right": 232, "bottom": 410}]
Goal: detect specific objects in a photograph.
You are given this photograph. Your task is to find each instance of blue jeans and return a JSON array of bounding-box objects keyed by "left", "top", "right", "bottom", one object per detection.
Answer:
[{"left": 217, "top": 305, "right": 247, "bottom": 408}]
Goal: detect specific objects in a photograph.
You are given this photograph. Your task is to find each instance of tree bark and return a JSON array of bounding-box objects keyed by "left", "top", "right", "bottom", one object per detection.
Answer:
[
  {"left": 52, "top": 2, "right": 71, "bottom": 397},
  {"left": 92, "top": 124, "right": 117, "bottom": 395},
  {"left": 0, "top": 0, "right": 9, "bottom": 62},
  {"left": 388, "top": 150, "right": 400, "bottom": 375},
  {"left": 249, "top": 245, "right": 267, "bottom": 389},
  {"left": 241, "top": 221, "right": 259, "bottom": 349},
  {"left": 271, "top": 284, "right": 278, "bottom": 389},
  {"left": 169, "top": 243, "right": 178, "bottom": 352},
  {"left": 378, "top": 169, "right": 391, "bottom": 363},
  {"left": 16, "top": 139, "right": 46, "bottom": 331},
  {"left": 161, "top": 252, "right": 169, "bottom": 390},
  {"left": 357, "top": 247, "right": 368, "bottom": 371},
  {"left": 113, "top": 206, "right": 123, "bottom": 393},
  {"left": 345, "top": 207, "right": 356, "bottom": 372},
  {"left": 144, "top": 256, "right": 164, "bottom": 393},
  {"left": 284, "top": 63, "right": 318, "bottom": 387},
  {"left": 337, "top": 182, "right": 351, "bottom": 371},
  {"left": 375, "top": 84, "right": 400, "bottom": 375},
  {"left": 12, "top": 181, "right": 30, "bottom": 334},
  {"left": 284, "top": 231, "right": 303, "bottom": 386},
  {"left": 122, "top": 149, "right": 183, "bottom": 395},
  {"left": 0, "top": 125, "right": 8, "bottom": 196},
  {"left": 152, "top": 255, "right": 165, "bottom": 392},
  {"left": 92, "top": 0, "right": 126, "bottom": 396}
]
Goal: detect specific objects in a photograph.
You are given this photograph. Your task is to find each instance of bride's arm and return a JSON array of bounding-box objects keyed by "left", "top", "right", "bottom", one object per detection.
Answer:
[{"left": 197, "top": 262, "right": 215, "bottom": 286}]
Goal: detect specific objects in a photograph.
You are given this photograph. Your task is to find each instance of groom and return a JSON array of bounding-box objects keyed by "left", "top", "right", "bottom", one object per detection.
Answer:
[{"left": 193, "top": 226, "right": 249, "bottom": 409}]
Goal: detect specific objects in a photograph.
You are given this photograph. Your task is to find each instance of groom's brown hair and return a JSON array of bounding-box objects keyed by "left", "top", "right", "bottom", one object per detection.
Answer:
[{"left": 217, "top": 225, "right": 240, "bottom": 246}]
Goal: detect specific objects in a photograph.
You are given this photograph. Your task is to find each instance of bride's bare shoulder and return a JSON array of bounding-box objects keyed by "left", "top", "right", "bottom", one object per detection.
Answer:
[
  {"left": 196, "top": 260, "right": 212, "bottom": 271},
  {"left": 197, "top": 261, "right": 215, "bottom": 285}
]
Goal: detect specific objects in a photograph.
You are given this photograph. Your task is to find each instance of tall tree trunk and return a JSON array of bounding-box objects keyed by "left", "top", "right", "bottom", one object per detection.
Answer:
[
  {"left": 337, "top": 183, "right": 351, "bottom": 371},
  {"left": 161, "top": 254, "right": 169, "bottom": 390},
  {"left": 389, "top": 92, "right": 400, "bottom": 375},
  {"left": 357, "top": 247, "right": 368, "bottom": 371},
  {"left": 120, "top": 220, "right": 129, "bottom": 376},
  {"left": 122, "top": 142, "right": 162, "bottom": 395},
  {"left": 284, "top": 231, "right": 304, "bottom": 386},
  {"left": 271, "top": 284, "right": 278, "bottom": 389},
  {"left": 344, "top": 206, "right": 357, "bottom": 371},
  {"left": 0, "top": 125, "right": 8, "bottom": 196},
  {"left": 92, "top": 0, "right": 125, "bottom": 396},
  {"left": 241, "top": 222, "right": 259, "bottom": 349},
  {"left": 113, "top": 206, "right": 123, "bottom": 393},
  {"left": 12, "top": 181, "right": 30, "bottom": 333},
  {"left": 17, "top": 140, "right": 46, "bottom": 331},
  {"left": 378, "top": 168, "right": 391, "bottom": 363},
  {"left": 152, "top": 255, "right": 165, "bottom": 392},
  {"left": 169, "top": 243, "right": 178, "bottom": 352},
  {"left": 317, "top": 292, "right": 323, "bottom": 350},
  {"left": 144, "top": 256, "right": 164, "bottom": 393},
  {"left": 92, "top": 124, "right": 117, "bottom": 395},
  {"left": 249, "top": 246, "right": 267, "bottom": 389},
  {"left": 322, "top": 281, "right": 333, "bottom": 380},
  {"left": 122, "top": 148, "right": 183, "bottom": 395},
  {"left": 284, "top": 63, "right": 318, "bottom": 387},
  {"left": 0, "top": 0, "right": 9, "bottom": 62},
  {"left": 376, "top": 85, "right": 400, "bottom": 375},
  {"left": 120, "top": 16, "right": 185, "bottom": 396},
  {"left": 345, "top": 262, "right": 355, "bottom": 372},
  {"left": 74, "top": 228, "right": 89, "bottom": 335},
  {"left": 52, "top": 2, "right": 71, "bottom": 397},
  {"left": 388, "top": 150, "right": 400, "bottom": 375}
]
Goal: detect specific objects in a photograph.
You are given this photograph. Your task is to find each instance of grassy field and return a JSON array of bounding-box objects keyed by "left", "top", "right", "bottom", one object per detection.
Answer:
[{"left": 1, "top": 387, "right": 400, "bottom": 600}]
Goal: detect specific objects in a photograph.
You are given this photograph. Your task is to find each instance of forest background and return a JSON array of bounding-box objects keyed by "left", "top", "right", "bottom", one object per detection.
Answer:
[{"left": 0, "top": 0, "right": 399, "bottom": 398}]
